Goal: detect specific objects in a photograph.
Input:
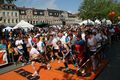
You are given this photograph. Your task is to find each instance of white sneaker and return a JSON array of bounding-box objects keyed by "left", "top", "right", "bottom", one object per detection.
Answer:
[
  {"left": 47, "top": 64, "right": 51, "bottom": 70},
  {"left": 52, "top": 58, "right": 54, "bottom": 62},
  {"left": 32, "top": 71, "right": 38, "bottom": 77}
]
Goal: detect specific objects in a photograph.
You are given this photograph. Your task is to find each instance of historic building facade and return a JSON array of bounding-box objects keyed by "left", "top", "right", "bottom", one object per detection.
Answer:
[
  {"left": 0, "top": 4, "right": 19, "bottom": 26},
  {"left": 0, "top": 4, "right": 77, "bottom": 26}
]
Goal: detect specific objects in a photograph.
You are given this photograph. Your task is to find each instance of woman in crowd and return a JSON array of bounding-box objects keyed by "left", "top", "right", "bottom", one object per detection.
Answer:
[
  {"left": 57, "top": 40, "right": 70, "bottom": 71},
  {"left": 74, "top": 35, "right": 85, "bottom": 71},
  {"left": 0, "top": 24, "right": 115, "bottom": 76},
  {"left": 87, "top": 32, "right": 97, "bottom": 71},
  {"left": 15, "top": 36, "right": 26, "bottom": 66},
  {"left": 8, "top": 41, "right": 14, "bottom": 63},
  {"left": 36, "top": 36, "right": 51, "bottom": 70}
]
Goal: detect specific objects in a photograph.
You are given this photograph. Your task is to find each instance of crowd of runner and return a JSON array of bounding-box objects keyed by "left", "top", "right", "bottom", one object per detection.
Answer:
[{"left": 0, "top": 24, "right": 120, "bottom": 77}]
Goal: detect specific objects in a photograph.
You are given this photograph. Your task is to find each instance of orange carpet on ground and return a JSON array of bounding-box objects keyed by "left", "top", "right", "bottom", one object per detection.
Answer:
[{"left": 0, "top": 60, "right": 108, "bottom": 80}]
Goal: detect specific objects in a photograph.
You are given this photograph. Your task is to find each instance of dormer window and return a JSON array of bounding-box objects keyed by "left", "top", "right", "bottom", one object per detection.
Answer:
[
  {"left": 40, "top": 12, "right": 43, "bottom": 15},
  {"left": 14, "top": 7, "right": 16, "bottom": 9},
  {"left": 8, "top": 6, "right": 10, "bottom": 9},
  {"left": 34, "top": 11, "right": 37, "bottom": 14},
  {"left": 21, "top": 11, "right": 25, "bottom": 14},
  {"left": 50, "top": 13, "right": 52, "bottom": 16},
  {"left": 5, "top": 6, "right": 8, "bottom": 9},
  {"left": 10, "top": 6, "right": 12, "bottom": 9}
]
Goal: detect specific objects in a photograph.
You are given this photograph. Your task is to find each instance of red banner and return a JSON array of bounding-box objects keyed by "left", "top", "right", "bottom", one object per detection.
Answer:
[{"left": 0, "top": 50, "right": 8, "bottom": 66}]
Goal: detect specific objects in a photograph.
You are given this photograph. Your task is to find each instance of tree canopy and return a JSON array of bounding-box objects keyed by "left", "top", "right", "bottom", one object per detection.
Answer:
[{"left": 79, "top": 0, "right": 120, "bottom": 20}]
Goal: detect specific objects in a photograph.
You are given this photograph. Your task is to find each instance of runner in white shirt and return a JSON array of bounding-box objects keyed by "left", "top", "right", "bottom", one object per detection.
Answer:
[
  {"left": 27, "top": 44, "right": 40, "bottom": 77},
  {"left": 15, "top": 37, "right": 26, "bottom": 66},
  {"left": 37, "top": 36, "right": 51, "bottom": 70},
  {"left": 51, "top": 36, "right": 62, "bottom": 63},
  {"left": 57, "top": 32, "right": 66, "bottom": 45},
  {"left": 87, "top": 32, "right": 97, "bottom": 71}
]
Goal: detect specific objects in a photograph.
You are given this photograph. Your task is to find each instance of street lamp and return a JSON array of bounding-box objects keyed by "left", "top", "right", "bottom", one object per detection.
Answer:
[{"left": 59, "top": 14, "right": 66, "bottom": 27}]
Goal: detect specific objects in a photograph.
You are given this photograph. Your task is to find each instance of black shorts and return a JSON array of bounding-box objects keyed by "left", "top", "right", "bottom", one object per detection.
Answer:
[
  {"left": 31, "top": 58, "right": 47, "bottom": 64},
  {"left": 53, "top": 49, "right": 59, "bottom": 53},
  {"left": 89, "top": 51, "right": 96, "bottom": 56},
  {"left": 31, "top": 58, "right": 40, "bottom": 62}
]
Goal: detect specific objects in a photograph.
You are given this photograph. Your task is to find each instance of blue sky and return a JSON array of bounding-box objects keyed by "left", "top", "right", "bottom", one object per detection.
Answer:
[{"left": 15, "top": 0, "right": 82, "bottom": 13}]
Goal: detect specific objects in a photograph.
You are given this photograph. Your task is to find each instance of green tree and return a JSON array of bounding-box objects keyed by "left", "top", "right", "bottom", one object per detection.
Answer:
[{"left": 79, "top": 0, "right": 120, "bottom": 20}]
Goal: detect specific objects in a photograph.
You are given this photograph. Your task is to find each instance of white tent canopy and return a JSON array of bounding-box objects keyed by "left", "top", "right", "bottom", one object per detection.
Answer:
[
  {"left": 101, "top": 18, "right": 106, "bottom": 23},
  {"left": 118, "top": 21, "right": 120, "bottom": 24},
  {"left": 13, "top": 20, "right": 34, "bottom": 29},
  {"left": 2, "top": 26, "right": 13, "bottom": 32},
  {"left": 79, "top": 19, "right": 94, "bottom": 26},
  {"left": 101, "top": 19, "right": 112, "bottom": 25},
  {"left": 95, "top": 19, "right": 101, "bottom": 25},
  {"left": 106, "top": 20, "right": 112, "bottom": 25}
]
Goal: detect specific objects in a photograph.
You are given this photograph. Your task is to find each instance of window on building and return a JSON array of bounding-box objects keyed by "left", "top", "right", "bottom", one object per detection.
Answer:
[
  {"left": 30, "top": 11, "right": 32, "bottom": 14},
  {"left": 8, "top": 6, "right": 10, "bottom": 9},
  {"left": 34, "top": 11, "right": 37, "bottom": 14},
  {"left": 30, "top": 21, "right": 32, "bottom": 24},
  {"left": 33, "top": 21, "right": 35, "bottom": 24},
  {"left": 12, "top": 19, "right": 14, "bottom": 23},
  {"left": 12, "top": 6, "right": 14, "bottom": 9},
  {"left": 11, "top": 12, "right": 13, "bottom": 16},
  {"left": 3, "top": 12, "right": 5, "bottom": 16},
  {"left": 5, "top": 6, "right": 8, "bottom": 9},
  {"left": 14, "top": 7, "right": 16, "bottom": 9},
  {"left": 36, "top": 21, "right": 38, "bottom": 23},
  {"left": 21, "top": 11, "right": 25, "bottom": 14},
  {"left": 40, "top": 12, "right": 43, "bottom": 15},
  {"left": 7, "top": 12, "right": 9, "bottom": 16},
  {"left": 15, "top": 12, "right": 17, "bottom": 17},
  {"left": 8, "top": 19, "right": 10, "bottom": 23},
  {"left": 16, "top": 19, "right": 18, "bottom": 23},
  {"left": 49, "top": 13, "right": 52, "bottom": 16},
  {"left": 10, "top": 6, "right": 12, "bottom": 9},
  {"left": 4, "top": 19, "right": 6, "bottom": 23}
]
